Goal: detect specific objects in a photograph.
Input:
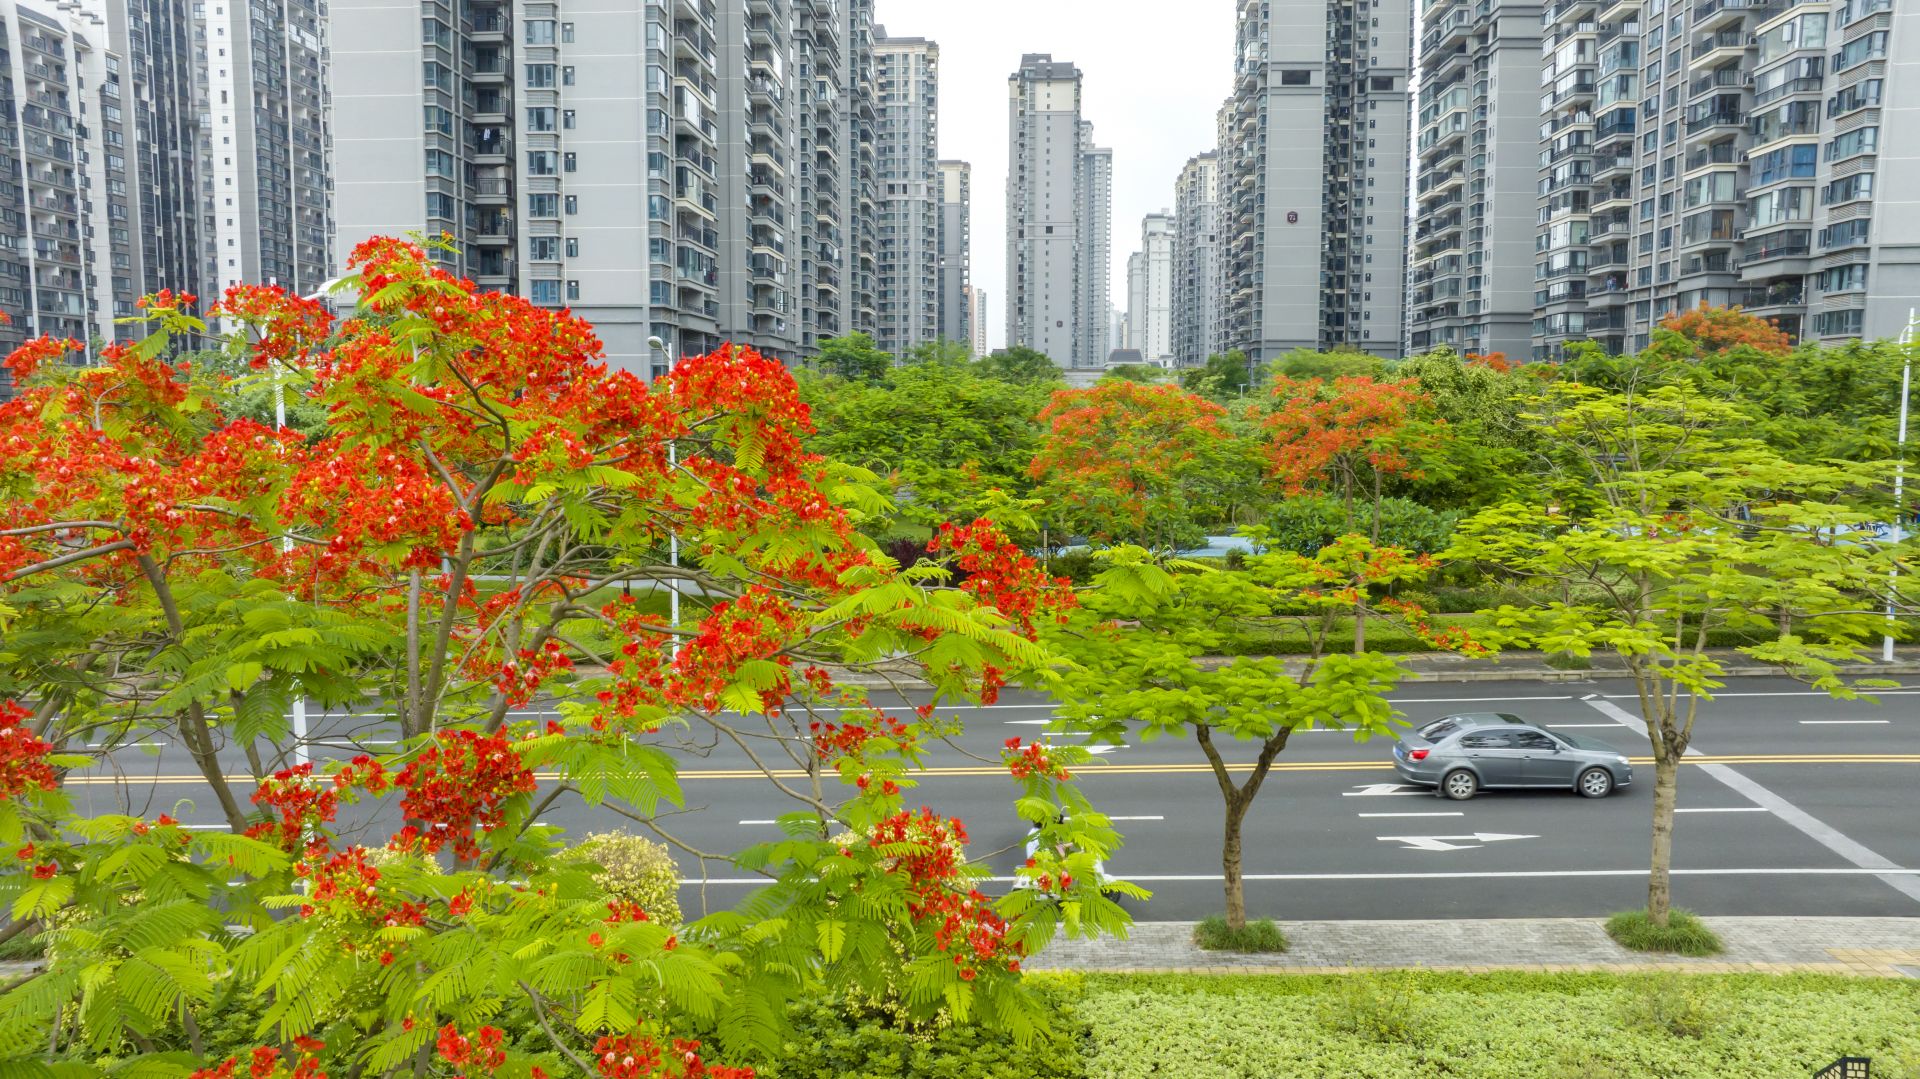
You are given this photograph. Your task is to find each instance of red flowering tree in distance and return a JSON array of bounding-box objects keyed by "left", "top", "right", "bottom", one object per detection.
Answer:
[{"left": 0, "top": 238, "right": 1130, "bottom": 1073}]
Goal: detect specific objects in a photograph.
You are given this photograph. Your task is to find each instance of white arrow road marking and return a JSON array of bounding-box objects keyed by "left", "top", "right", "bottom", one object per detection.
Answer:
[
  {"left": 1378, "top": 832, "right": 1538, "bottom": 852},
  {"left": 1342, "top": 783, "right": 1428, "bottom": 797}
]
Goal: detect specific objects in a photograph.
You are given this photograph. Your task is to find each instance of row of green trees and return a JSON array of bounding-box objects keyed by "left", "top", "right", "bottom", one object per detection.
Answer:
[{"left": 793, "top": 308, "right": 1917, "bottom": 937}]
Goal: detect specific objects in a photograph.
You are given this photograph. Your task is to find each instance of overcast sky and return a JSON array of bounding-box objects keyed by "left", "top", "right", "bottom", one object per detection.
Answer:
[{"left": 874, "top": 0, "right": 1237, "bottom": 351}]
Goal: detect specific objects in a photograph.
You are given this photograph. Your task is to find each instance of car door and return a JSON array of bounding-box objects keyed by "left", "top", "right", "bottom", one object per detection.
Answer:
[
  {"left": 1514, "top": 729, "right": 1580, "bottom": 786},
  {"left": 1454, "top": 730, "right": 1527, "bottom": 786}
]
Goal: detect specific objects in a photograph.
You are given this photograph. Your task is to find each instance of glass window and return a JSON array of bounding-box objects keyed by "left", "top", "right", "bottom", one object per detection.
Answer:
[
  {"left": 1834, "top": 31, "right": 1888, "bottom": 72},
  {"left": 529, "top": 236, "right": 559, "bottom": 260},
  {"left": 1512, "top": 731, "right": 1561, "bottom": 751},
  {"left": 526, "top": 107, "right": 555, "bottom": 131},
  {"left": 1826, "top": 126, "right": 1878, "bottom": 161},
  {"left": 525, "top": 63, "right": 556, "bottom": 87},
  {"left": 528, "top": 193, "right": 558, "bottom": 216},
  {"left": 1817, "top": 265, "right": 1868, "bottom": 292},
  {"left": 1823, "top": 173, "right": 1873, "bottom": 205},
  {"left": 529, "top": 280, "right": 562, "bottom": 305},
  {"left": 1460, "top": 732, "right": 1519, "bottom": 749},
  {"left": 1419, "top": 718, "right": 1465, "bottom": 740},
  {"left": 526, "top": 150, "right": 558, "bottom": 175},
  {"left": 525, "top": 20, "right": 554, "bottom": 44}
]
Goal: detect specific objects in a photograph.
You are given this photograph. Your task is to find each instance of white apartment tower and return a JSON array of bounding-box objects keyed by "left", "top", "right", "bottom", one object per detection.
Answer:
[
  {"left": 968, "top": 286, "right": 987, "bottom": 355},
  {"left": 873, "top": 31, "right": 939, "bottom": 356},
  {"left": 1173, "top": 152, "right": 1220, "bottom": 365},
  {"left": 1216, "top": 0, "right": 1412, "bottom": 361},
  {"left": 1005, "top": 54, "right": 1110, "bottom": 370},
  {"left": 1407, "top": 0, "right": 1541, "bottom": 359},
  {"left": 937, "top": 159, "right": 971, "bottom": 348},
  {"left": 1131, "top": 212, "right": 1175, "bottom": 363}
]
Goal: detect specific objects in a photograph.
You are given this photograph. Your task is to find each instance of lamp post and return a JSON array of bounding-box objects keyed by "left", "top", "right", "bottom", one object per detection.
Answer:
[
  {"left": 1887, "top": 310, "right": 1915, "bottom": 663},
  {"left": 274, "top": 275, "right": 346, "bottom": 766},
  {"left": 647, "top": 336, "right": 680, "bottom": 647}
]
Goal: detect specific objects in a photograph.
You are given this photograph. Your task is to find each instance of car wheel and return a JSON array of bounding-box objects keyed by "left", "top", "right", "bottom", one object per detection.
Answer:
[
  {"left": 1441, "top": 769, "right": 1478, "bottom": 801},
  {"left": 1578, "top": 767, "right": 1614, "bottom": 799}
]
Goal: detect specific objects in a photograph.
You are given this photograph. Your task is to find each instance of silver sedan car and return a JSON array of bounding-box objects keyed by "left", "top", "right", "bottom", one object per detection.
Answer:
[{"left": 1391, "top": 712, "right": 1634, "bottom": 800}]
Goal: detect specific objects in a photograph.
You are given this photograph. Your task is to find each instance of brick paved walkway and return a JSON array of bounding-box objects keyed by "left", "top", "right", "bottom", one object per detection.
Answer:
[{"left": 1026, "top": 917, "right": 1920, "bottom": 976}]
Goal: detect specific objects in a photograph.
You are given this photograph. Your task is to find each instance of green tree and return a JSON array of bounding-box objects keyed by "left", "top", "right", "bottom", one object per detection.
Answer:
[
  {"left": 1269, "top": 347, "right": 1388, "bottom": 382},
  {"left": 813, "top": 331, "right": 894, "bottom": 380},
  {"left": 974, "top": 346, "right": 1062, "bottom": 387},
  {"left": 1050, "top": 540, "right": 1468, "bottom": 931},
  {"left": 1389, "top": 348, "right": 1542, "bottom": 509},
  {"left": 798, "top": 363, "right": 1053, "bottom": 532},
  {"left": 1099, "top": 364, "right": 1166, "bottom": 384},
  {"left": 904, "top": 337, "right": 972, "bottom": 367},
  {"left": 1179, "top": 350, "right": 1253, "bottom": 399},
  {"left": 1449, "top": 382, "right": 1910, "bottom": 928}
]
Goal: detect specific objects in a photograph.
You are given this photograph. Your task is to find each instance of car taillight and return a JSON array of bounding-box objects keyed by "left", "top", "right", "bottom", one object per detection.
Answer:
[{"left": 1408, "top": 749, "right": 1430, "bottom": 761}]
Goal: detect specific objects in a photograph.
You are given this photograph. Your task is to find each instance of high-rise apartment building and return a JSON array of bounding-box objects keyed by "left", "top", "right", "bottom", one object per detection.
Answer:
[
  {"left": 1407, "top": 0, "right": 1540, "bottom": 359},
  {"left": 1217, "top": 0, "right": 1412, "bottom": 361},
  {"left": 1531, "top": 0, "right": 1916, "bottom": 358},
  {"left": 1078, "top": 128, "right": 1112, "bottom": 369},
  {"left": 1172, "top": 151, "right": 1220, "bottom": 365},
  {"left": 936, "top": 159, "right": 971, "bottom": 348},
  {"left": 1005, "top": 54, "right": 1111, "bottom": 371},
  {"left": 795, "top": 0, "right": 844, "bottom": 352},
  {"left": 1129, "top": 212, "right": 1174, "bottom": 363},
  {"left": 334, "top": 0, "right": 902, "bottom": 373},
  {"left": 873, "top": 30, "right": 938, "bottom": 356},
  {"left": 968, "top": 285, "right": 987, "bottom": 355},
  {"left": 0, "top": 0, "right": 330, "bottom": 396}
]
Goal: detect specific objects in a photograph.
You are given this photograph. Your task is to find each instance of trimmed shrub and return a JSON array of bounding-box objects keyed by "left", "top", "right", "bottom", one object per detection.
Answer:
[
  {"left": 562, "top": 831, "right": 682, "bottom": 925},
  {"left": 1605, "top": 909, "right": 1723, "bottom": 956},
  {"left": 1621, "top": 974, "right": 1726, "bottom": 1039},
  {"left": 1192, "top": 916, "right": 1288, "bottom": 953}
]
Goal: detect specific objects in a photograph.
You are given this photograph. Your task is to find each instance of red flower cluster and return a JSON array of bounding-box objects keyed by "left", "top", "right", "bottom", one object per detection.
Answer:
[
  {"left": 494, "top": 637, "right": 575, "bottom": 706},
  {"left": 436, "top": 1023, "right": 507, "bottom": 1077},
  {"left": 212, "top": 284, "right": 335, "bottom": 370},
  {"left": 811, "top": 711, "right": 915, "bottom": 764},
  {"left": 667, "top": 588, "right": 800, "bottom": 713},
  {"left": 296, "top": 846, "right": 425, "bottom": 932},
  {"left": 591, "top": 1033, "right": 753, "bottom": 1079},
  {"left": 929, "top": 519, "right": 1075, "bottom": 637},
  {"left": 1001, "top": 738, "right": 1071, "bottom": 781},
  {"left": 246, "top": 764, "right": 337, "bottom": 853},
  {"left": 393, "top": 729, "right": 537, "bottom": 859},
  {"left": 192, "top": 1043, "right": 324, "bottom": 1079},
  {"left": 0, "top": 700, "right": 57, "bottom": 800},
  {"left": 0, "top": 336, "right": 79, "bottom": 380},
  {"left": 866, "top": 809, "right": 1021, "bottom": 980}
]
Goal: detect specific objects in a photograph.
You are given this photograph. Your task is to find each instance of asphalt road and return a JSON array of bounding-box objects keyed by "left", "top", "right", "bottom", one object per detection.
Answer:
[{"left": 63, "top": 675, "right": 1920, "bottom": 922}]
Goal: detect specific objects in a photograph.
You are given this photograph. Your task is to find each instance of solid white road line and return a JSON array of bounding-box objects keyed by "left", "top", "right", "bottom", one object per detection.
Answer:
[
  {"left": 1799, "top": 720, "right": 1891, "bottom": 725},
  {"left": 1544, "top": 723, "right": 1621, "bottom": 728},
  {"left": 1388, "top": 695, "right": 1575, "bottom": 704},
  {"left": 675, "top": 866, "right": 1920, "bottom": 886},
  {"left": 1107, "top": 815, "right": 1166, "bottom": 822},
  {"left": 86, "top": 741, "right": 168, "bottom": 748},
  {"left": 1357, "top": 811, "right": 1462, "bottom": 818},
  {"left": 1583, "top": 696, "right": 1920, "bottom": 906},
  {"left": 1675, "top": 807, "right": 1768, "bottom": 813},
  {"left": 738, "top": 819, "right": 777, "bottom": 825}
]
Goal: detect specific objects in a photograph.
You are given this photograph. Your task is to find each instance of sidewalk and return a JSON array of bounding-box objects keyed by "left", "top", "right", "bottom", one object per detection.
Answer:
[{"left": 1026, "top": 917, "right": 1920, "bottom": 977}]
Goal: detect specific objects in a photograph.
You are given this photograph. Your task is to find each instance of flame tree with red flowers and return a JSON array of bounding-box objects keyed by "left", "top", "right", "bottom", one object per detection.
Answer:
[
  {"left": 1027, "top": 380, "right": 1261, "bottom": 552},
  {"left": 0, "top": 238, "right": 1133, "bottom": 1073}
]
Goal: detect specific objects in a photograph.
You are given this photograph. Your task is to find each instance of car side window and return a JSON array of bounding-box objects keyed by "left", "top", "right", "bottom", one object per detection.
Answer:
[
  {"left": 1512, "top": 731, "right": 1561, "bottom": 750},
  {"left": 1459, "top": 732, "right": 1515, "bottom": 749},
  {"left": 1420, "top": 719, "right": 1463, "bottom": 740}
]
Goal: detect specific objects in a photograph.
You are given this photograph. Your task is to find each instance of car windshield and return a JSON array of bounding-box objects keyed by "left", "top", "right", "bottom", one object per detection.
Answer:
[{"left": 1419, "top": 718, "right": 1465, "bottom": 740}]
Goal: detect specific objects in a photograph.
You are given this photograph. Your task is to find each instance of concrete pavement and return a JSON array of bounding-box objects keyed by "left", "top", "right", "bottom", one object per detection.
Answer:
[{"left": 1026, "top": 916, "right": 1920, "bottom": 976}]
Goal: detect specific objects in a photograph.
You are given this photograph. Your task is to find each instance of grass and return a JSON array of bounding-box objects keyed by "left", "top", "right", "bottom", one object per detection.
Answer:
[
  {"left": 1191, "top": 916, "right": 1288, "bottom": 953},
  {"left": 1605, "top": 908, "right": 1725, "bottom": 956},
  {"left": 1055, "top": 971, "right": 1920, "bottom": 1078}
]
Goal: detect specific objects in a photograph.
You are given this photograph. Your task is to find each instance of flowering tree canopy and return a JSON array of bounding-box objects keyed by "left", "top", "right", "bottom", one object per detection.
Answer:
[{"left": 0, "top": 238, "right": 1131, "bottom": 1074}]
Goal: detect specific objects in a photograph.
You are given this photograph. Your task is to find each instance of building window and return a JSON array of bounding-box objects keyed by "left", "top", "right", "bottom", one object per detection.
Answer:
[
  {"left": 525, "top": 20, "right": 555, "bottom": 44},
  {"left": 527, "top": 107, "right": 555, "bottom": 131},
  {"left": 1281, "top": 69, "right": 1311, "bottom": 86},
  {"left": 1813, "top": 308, "right": 1864, "bottom": 337},
  {"left": 527, "top": 150, "right": 558, "bottom": 175},
  {"left": 565, "top": 237, "right": 579, "bottom": 257},
  {"left": 530, "top": 236, "right": 559, "bottom": 260},
  {"left": 567, "top": 280, "right": 580, "bottom": 301},
  {"left": 530, "top": 279, "right": 562, "bottom": 305},
  {"left": 565, "top": 195, "right": 579, "bottom": 215},
  {"left": 1370, "top": 76, "right": 1393, "bottom": 91},
  {"left": 562, "top": 66, "right": 576, "bottom": 85},
  {"left": 563, "top": 152, "right": 577, "bottom": 172},
  {"left": 561, "top": 22, "right": 574, "bottom": 42},
  {"left": 526, "top": 64, "right": 555, "bottom": 87},
  {"left": 529, "top": 192, "right": 558, "bottom": 216},
  {"left": 563, "top": 109, "right": 576, "bottom": 129}
]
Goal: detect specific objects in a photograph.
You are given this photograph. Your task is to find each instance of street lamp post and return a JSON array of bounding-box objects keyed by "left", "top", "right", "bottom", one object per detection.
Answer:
[
  {"left": 1886, "top": 310, "right": 1915, "bottom": 663},
  {"left": 647, "top": 336, "right": 680, "bottom": 648}
]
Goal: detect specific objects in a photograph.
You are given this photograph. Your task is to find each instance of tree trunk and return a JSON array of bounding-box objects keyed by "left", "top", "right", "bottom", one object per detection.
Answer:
[
  {"left": 1221, "top": 794, "right": 1250, "bottom": 931},
  {"left": 1646, "top": 753, "right": 1680, "bottom": 926}
]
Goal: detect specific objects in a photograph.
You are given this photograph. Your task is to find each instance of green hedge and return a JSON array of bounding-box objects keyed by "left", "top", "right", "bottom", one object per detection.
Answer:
[
  {"left": 1065, "top": 972, "right": 1920, "bottom": 1079},
  {"left": 754, "top": 993, "right": 1088, "bottom": 1079}
]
